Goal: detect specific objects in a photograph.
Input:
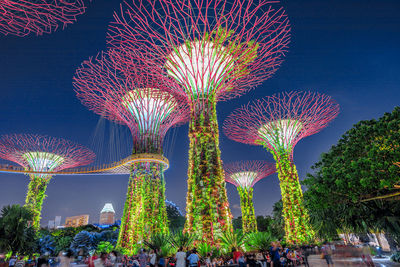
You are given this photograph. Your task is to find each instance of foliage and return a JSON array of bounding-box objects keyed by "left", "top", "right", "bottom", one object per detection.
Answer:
[
  {"left": 185, "top": 102, "right": 232, "bottom": 243},
  {"left": 272, "top": 153, "right": 314, "bottom": 244},
  {"left": 303, "top": 107, "right": 400, "bottom": 241},
  {"left": 37, "top": 235, "right": 55, "bottom": 255},
  {"left": 143, "top": 233, "right": 171, "bottom": 256},
  {"left": 169, "top": 231, "right": 197, "bottom": 251},
  {"left": 70, "top": 231, "right": 94, "bottom": 253},
  {"left": 219, "top": 230, "right": 246, "bottom": 253},
  {"left": 237, "top": 187, "right": 257, "bottom": 233},
  {"left": 271, "top": 201, "right": 285, "bottom": 240},
  {"left": 117, "top": 163, "right": 169, "bottom": 252},
  {"left": 166, "top": 205, "right": 185, "bottom": 230},
  {"left": 25, "top": 176, "right": 50, "bottom": 230},
  {"left": 245, "top": 231, "right": 275, "bottom": 252},
  {"left": 54, "top": 236, "right": 73, "bottom": 254},
  {"left": 391, "top": 251, "right": 400, "bottom": 263},
  {"left": 232, "top": 217, "right": 242, "bottom": 230},
  {"left": 96, "top": 241, "right": 114, "bottom": 253},
  {"left": 197, "top": 243, "right": 212, "bottom": 258},
  {"left": 0, "top": 205, "right": 37, "bottom": 255}
]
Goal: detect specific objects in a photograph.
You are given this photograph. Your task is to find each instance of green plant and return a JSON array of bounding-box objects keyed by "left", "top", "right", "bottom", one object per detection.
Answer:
[
  {"left": 0, "top": 205, "right": 36, "bottom": 255},
  {"left": 96, "top": 241, "right": 114, "bottom": 253},
  {"left": 245, "top": 231, "right": 274, "bottom": 252},
  {"left": 219, "top": 230, "right": 246, "bottom": 253},
  {"left": 169, "top": 231, "right": 197, "bottom": 250},
  {"left": 197, "top": 242, "right": 212, "bottom": 258},
  {"left": 391, "top": 251, "right": 400, "bottom": 262}
]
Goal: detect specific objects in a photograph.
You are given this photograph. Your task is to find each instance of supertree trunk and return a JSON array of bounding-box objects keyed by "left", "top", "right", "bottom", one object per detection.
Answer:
[
  {"left": 116, "top": 164, "right": 139, "bottom": 253},
  {"left": 117, "top": 162, "right": 169, "bottom": 252},
  {"left": 237, "top": 187, "right": 257, "bottom": 234},
  {"left": 185, "top": 99, "right": 232, "bottom": 243},
  {"left": 25, "top": 176, "right": 51, "bottom": 230},
  {"left": 274, "top": 152, "right": 314, "bottom": 244},
  {"left": 132, "top": 162, "right": 169, "bottom": 243}
]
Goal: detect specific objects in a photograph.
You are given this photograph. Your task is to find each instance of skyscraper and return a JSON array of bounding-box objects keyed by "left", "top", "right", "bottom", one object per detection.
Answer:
[
  {"left": 99, "top": 203, "right": 115, "bottom": 225},
  {"left": 55, "top": 216, "right": 61, "bottom": 228}
]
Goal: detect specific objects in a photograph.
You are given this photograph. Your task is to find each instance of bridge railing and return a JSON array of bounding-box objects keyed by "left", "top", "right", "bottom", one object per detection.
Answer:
[{"left": 0, "top": 153, "right": 169, "bottom": 175}]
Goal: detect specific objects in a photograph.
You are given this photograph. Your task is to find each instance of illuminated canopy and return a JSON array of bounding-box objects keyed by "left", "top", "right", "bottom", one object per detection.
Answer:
[
  {"left": 165, "top": 41, "right": 233, "bottom": 97},
  {"left": 122, "top": 88, "right": 177, "bottom": 135},
  {"left": 258, "top": 119, "right": 303, "bottom": 152},
  {"left": 225, "top": 161, "right": 276, "bottom": 189},
  {"left": 22, "top": 152, "right": 64, "bottom": 178}
]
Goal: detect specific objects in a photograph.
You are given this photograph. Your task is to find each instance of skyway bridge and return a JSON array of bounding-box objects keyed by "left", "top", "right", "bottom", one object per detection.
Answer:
[{"left": 0, "top": 153, "right": 169, "bottom": 175}]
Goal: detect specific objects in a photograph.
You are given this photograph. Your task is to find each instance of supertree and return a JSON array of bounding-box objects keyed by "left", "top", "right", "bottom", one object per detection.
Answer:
[
  {"left": 0, "top": 0, "right": 88, "bottom": 37},
  {"left": 107, "top": 0, "right": 291, "bottom": 242},
  {"left": 224, "top": 160, "right": 275, "bottom": 233},
  {"left": 223, "top": 91, "right": 339, "bottom": 244},
  {"left": 0, "top": 134, "right": 95, "bottom": 230},
  {"left": 73, "top": 50, "right": 188, "bottom": 252}
]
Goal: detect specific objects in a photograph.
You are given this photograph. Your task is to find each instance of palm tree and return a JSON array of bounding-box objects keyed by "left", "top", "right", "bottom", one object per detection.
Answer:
[{"left": 0, "top": 205, "right": 36, "bottom": 255}]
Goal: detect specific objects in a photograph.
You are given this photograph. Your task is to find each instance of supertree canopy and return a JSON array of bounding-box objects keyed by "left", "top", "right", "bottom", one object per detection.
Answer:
[
  {"left": 0, "top": 0, "right": 88, "bottom": 37},
  {"left": 0, "top": 134, "right": 95, "bottom": 229},
  {"left": 225, "top": 160, "right": 275, "bottom": 233},
  {"left": 107, "top": 0, "right": 291, "bottom": 242},
  {"left": 73, "top": 50, "right": 188, "bottom": 253},
  {"left": 224, "top": 91, "right": 339, "bottom": 244}
]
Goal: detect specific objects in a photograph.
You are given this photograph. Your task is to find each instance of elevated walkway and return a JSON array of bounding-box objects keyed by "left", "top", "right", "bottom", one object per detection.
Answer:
[{"left": 0, "top": 153, "right": 169, "bottom": 175}]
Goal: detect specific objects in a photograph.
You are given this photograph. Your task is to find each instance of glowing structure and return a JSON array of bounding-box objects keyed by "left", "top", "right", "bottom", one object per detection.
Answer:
[
  {"left": 0, "top": 0, "right": 88, "bottom": 37},
  {"left": 224, "top": 91, "right": 339, "bottom": 244},
  {"left": 0, "top": 134, "right": 95, "bottom": 229},
  {"left": 107, "top": 0, "right": 291, "bottom": 242},
  {"left": 225, "top": 161, "right": 275, "bottom": 233},
  {"left": 73, "top": 50, "right": 188, "bottom": 253}
]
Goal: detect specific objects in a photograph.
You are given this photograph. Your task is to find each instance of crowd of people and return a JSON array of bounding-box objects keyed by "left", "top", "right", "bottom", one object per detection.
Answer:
[
  {"left": 0, "top": 243, "right": 314, "bottom": 267},
  {"left": 1, "top": 241, "right": 384, "bottom": 267}
]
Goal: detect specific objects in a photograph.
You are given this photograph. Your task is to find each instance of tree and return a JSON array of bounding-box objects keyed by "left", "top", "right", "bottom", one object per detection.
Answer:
[
  {"left": 232, "top": 217, "right": 243, "bottom": 230},
  {"left": 303, "top": 107, "right": 400, "bottom": 240},
  {"left": 166, "top": 204, "right": 185, "bottom": 231},
  {"left": 0, "top": 205, "right": 37, "bottom": 255},
  {"left": 70, "top": 231, "right": 94, "bottom": 254}
]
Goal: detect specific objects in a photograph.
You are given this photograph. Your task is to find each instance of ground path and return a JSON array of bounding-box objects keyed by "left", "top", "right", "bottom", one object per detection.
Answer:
[{"left": 307, "top": 254, "right": 399, "bottom": 266}]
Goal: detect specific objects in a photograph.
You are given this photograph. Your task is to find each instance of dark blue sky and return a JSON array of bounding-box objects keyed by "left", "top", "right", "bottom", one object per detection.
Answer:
[{"left": 1, "top": 0, "right": 399, "bottom": 226}]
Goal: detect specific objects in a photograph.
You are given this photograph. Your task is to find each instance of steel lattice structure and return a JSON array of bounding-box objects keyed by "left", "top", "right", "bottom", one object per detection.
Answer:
[
  {"left": 225, "top": 160, "right": 275, "bottom": 233},
  {"left": 107, "top": 0, "right": 290, "bottom": 243},
  {"left": 73, "top": 49, "right": 188, "bottom": 252},
  {"left": 0, "top": 134, "right": 95, "bottom": 230},
  {"left": 224, "top": 91, "right": 339, "bottom": 244},
  {"left": 0, "top": 0, "right": 88, "bottom": 37}
]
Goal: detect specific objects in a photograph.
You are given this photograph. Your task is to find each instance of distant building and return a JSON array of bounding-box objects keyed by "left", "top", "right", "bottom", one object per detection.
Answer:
[
  {"left": 99, "top": 203, "right": 115, "bottom": 225},
  {"left": 48, "top": 220, "right": 55, "bottom": 229},
  {"left": 65, "top": 215, "right": 89, "bottom": 227},
  {"left": 47, "top": 216, "right": 62, "bottom": 229},
  {"left": 55, "top": 216, "right": 62, "bottom": 228}
]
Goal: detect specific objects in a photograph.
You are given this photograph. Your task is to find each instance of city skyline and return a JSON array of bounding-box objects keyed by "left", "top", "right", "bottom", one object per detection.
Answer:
[{"left": 0, "top": 0, "right": 399, "bottom": 225}]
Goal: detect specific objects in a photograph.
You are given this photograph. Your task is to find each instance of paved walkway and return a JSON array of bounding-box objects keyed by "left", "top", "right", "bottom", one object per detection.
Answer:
[{"left": 307, "top": 254, "right": 400, "bottom": 267}]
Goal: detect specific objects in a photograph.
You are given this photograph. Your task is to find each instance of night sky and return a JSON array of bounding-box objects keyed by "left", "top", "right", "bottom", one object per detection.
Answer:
[{"left": 1, "top": 0, "right": 399, "bottom": 226}]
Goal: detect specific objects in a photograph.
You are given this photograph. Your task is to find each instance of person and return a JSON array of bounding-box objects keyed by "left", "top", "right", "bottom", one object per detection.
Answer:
[
  {"left": 37, "top": 255, "right": 49, "bottom": 267},
  {"left": 14, "top": 256, "right": 25, "bottom": 267},
  {"left": 8, "top": 256, "right": 17, "bottom": 267},
  {"left": 186, "top": 250, "right": 199, "bottom": 267},
  {"left": 138, "top": 250, "right": 148, "bottom": 267},
  {"left": 361, "top": 244, "right": 374, "bottom": 267},
  {"left": 321, "top": 242, "right": 334, "bottom": 267},
  {"left": 238, "top": 255, "right": 246, "bottom": 267},
  {"left": 109, "top": 251, "right": 117, "bottom": 267},
  {"left": 270, "top": 242, "right": 282, "bottom": 267},
  {"left": 232, "top": 248, "right": 241, "bottom": 264},
  {"left": 300, "top": 246, "right": 310, "bottom": 267},
  {"left": 175, "top": 247, "right": 186, "bottom": 267},
  {"left": 149, "top": 250, "right": 156, "bottom": 267}
]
